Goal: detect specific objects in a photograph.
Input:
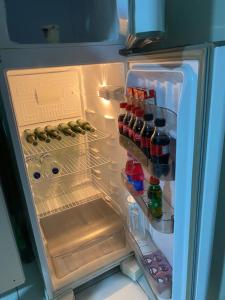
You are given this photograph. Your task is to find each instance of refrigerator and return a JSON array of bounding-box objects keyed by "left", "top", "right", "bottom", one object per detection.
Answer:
[{"left": 0, "top": 41, "right": 221, "bottom": 300}]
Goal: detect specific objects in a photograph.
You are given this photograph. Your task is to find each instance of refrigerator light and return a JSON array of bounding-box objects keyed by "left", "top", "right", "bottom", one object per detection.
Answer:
[{"left": 98, "top": 86, "right": 124, "bottom": 101}]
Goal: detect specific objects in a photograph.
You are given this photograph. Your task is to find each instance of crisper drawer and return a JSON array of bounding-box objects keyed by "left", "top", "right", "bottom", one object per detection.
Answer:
[{"left": 40, "top": 198, "right": 126, "bottom": 278}]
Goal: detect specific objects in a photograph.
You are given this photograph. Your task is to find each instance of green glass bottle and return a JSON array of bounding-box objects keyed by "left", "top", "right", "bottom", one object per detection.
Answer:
[{"left": 147, "top": 176, "right": 162, "bottom": 219}]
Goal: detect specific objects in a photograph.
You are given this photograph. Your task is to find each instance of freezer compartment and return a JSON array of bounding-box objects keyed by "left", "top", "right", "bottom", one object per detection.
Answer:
[{"left": 40, "top": 198, "right": 126, "bottom": 278}]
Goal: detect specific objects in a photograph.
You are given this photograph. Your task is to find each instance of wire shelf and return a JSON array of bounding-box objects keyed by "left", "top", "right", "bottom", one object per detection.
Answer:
[
  {"left": 29, "top": 152, "right": 110, "bottom": 183},
  {"left": 35, "top": 180, "right": 106, "bottom": 218},
  {"left": 23, "top": 129, "right": 109, "bottom": 158}
]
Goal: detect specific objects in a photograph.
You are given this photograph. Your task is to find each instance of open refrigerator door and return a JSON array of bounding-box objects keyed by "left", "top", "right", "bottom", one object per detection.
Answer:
[{"left": 2, "top": 49, "right": 203, "bottom": 300}]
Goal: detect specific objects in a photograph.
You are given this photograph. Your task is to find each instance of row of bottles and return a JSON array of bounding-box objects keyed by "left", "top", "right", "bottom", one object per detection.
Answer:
[
  {"left": 26, "top": 154, "right": 61, "bottom": 182},
  {"left": 125, "top": 153, "right": 162, "bottom": 219},
  {"left": 118, "top": 102, "right": 170, "bottom": 165},
  {"left": 24, "top": 119, "right": 95, "bottom": 146}
]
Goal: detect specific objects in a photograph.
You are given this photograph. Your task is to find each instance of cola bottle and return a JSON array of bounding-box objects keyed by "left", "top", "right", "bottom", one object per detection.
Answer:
[
  {"left": 150, "top": 118, "right": 170, "bottom": 164},
  {"left": 128, "top": 106, "right": 137, "bottom": 139},
  {"left": 118, "top": 102, "right": 127, "bottom": 134},
  {"left": 140, "top": 113, "right": 154, "bottom": 159},
  {"left": 132, "top": 109, "right": 144, "bottom": 148},
  {"left": 122, "top": 104, "right": 132, "bottom": 137}
]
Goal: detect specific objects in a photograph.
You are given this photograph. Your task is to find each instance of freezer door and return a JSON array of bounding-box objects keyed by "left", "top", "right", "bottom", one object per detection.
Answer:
[
  {"left": 0, "top": 180, "right": 25, "bottom": 294},
  {"left": 194, "top": 44, "right": 225, "bottom": 300}
]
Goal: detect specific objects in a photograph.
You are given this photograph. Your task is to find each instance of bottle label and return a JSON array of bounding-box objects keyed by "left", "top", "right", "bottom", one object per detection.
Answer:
[
  {"left": 134, "top": 133, "right": 141, "bottom": 142},
  {"left": 141, "top": 136, "right": 151, "bottom": 148},
  {"left": 128, "top": 128, "right": 134, "bottom": 138},
  {"left": 123, "top": 124, "right": 129, "bottom": 135},
  {"left": 118, "top": 121, "right": 123, "bottom": 131},
  {"left": 150, "top": 144, "right": 169, "bottom": 156}
]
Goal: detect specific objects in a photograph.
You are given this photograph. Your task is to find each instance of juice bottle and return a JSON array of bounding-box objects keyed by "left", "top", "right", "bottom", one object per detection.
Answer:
[
  {"left": 150, "top": 118, "right": 170, "bottom": 164},
  {"left": 122, "top": 104, "right": 132, "bottom": 137},
  {"left": 128, "top": 106, "right": 137, "bottom": 139},
  {"left": 140, "top": 113, "right": 154, "bottom": 159},
  {"left": 131, "top": 162, "right": 144, "bottom": 194},
  {"left": 147, "top": 176, "right": 162, "bottom": 219},
  {"left": 118, "top": 102, "right": 127, "bottom": 134},
  {"left": 132, "top": 109, "right": 144, "bottom": 147},
  {"left": 125, "top": 152, "right": 135, "bottom": 184}
]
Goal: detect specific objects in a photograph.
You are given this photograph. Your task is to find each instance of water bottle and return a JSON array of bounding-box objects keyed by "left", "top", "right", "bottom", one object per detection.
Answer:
[
  {"left": 41, "top": 153, "right": 61, "bottom": 178},
  {"left": 26, "top": 157, "right": 42, "bottom": 182}
]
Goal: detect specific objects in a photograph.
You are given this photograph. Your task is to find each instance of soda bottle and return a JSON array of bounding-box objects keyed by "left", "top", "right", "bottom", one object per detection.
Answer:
[
  {"left": 58, "top": 123, "right": 76, "bottom": 137},
  {"left": 132, "top": 109, "right": 144, "bottom": 147},
  {"left": 24, "top": 129, "right": 38, "bottom": 146},
  {"left": 34, "top": 127, "right": 51, "bottom": 143},
  {"left": 147, "top": 176, "right": 162, "bottom": 219},
  {"left": 122, "top": 104, "right": 132, "bottom": 137},
  {"left": 26, "top": 157, "right": 42, "bottom": 181},
  {"left": 125, "top": 152, "right": 135, "bottom": 184},
  {"left": 140, "top": 113, "right": 154, "bottom": 158},
  {"left": 131, "top": 162, "right": 144, "bottom": 194},
  {"left": 150, "top": 118, "right": 170, "bottom": 164},
  {"left": 128, "top": 106, "right": 137, "bottom": 139},
  {"left": 144, "top": 89, "right": 156, "bottom": 114},
  {"left": 118, "top": 102, "right": 127, "bottom": 134},
  {"left": 41, "top": 153, "right": 61, "bottom": 177},
  {"left": 68, "top": 121, "right": 86, "bottom": 135}
]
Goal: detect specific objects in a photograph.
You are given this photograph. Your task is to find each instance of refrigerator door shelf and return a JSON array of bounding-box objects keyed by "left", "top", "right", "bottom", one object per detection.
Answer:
[
  {"left": 40, "top": 198, "right": 126, "bottom": 279},
  {"left": 22, "top": 128, "right": 110, "bottom": 158},
  {"left": 119, "top": 135, "right": 176, "bottom": 181},
  {"left": 121, "top": 172, "right": 174, "bottom": 234}
]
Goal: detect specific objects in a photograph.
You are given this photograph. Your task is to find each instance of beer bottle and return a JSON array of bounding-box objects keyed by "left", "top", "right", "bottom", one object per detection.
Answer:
[{"left": 34, "top": 127, "right": 51, "bottom": 143}]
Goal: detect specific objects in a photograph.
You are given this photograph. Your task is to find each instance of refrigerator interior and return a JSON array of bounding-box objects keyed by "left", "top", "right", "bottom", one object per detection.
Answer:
[{"left": 5, "top": 58, "right": 199, "bottom": 299}]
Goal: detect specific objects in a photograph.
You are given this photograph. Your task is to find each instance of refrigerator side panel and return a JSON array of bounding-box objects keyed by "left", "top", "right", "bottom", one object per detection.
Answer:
[
  {"left": 194, "top": 45, "right": 225, "bottom": 300},
  {"left": 0, "top": 72, "right": 54, "bottom": 299}
]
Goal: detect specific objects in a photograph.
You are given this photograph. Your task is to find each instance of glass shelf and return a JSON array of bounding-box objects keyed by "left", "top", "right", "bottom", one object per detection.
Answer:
[
  {"left": 22, "top": 129, "right": 109, "bottom": 158},
  {"left": 121, "top": 172, "right": 174, "bottom": 234},
  {"left": 119, "top": 135, "right": 176, "bottom": 181},
  {"left": 127, "top": 231, "right": 172, "bottom": 299}
]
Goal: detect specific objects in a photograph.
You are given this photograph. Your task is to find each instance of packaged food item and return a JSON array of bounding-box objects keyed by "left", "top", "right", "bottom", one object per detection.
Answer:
[
  {"left": 140, "top": 113, "right": 154, "bottom": 158},
  {"left": 150, "top": 118, "right": 170, "bottom": 164},
  {"left": 147, "top": 176, "right": 162, "bottom": 219},
  {"left": 118, "top": 102, "right": 127, "bottom": 134}
]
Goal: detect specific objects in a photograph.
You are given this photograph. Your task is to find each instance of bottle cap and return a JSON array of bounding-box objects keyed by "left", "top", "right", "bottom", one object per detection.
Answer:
[
  {"left": 144, "top": 114, "right": 153, "bottom": 121},
  {"left": 120, "top": 102, "right": 127, "bottom": 108},
  {"left": 126, "top": 104, "right": 132, "bottom": 111},
  {"left": 135, "top": 109, "right": 144, "bottom": 117},
  {"left": 150, "top": 176, "right": 160, "bottom": 185},
  {"left": 155, "top": 118, "right": 166, "bottom": 127}
]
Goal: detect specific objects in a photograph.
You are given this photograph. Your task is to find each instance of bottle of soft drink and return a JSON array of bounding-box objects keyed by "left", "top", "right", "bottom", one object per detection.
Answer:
[
  {"left": 41, "top": 153, "right": 61, "bottom": 177},
  {"left": 144, "top": 89, "right": 156, "bottom": 113},
  {"left": 26, "top": 158, "right": 42, "bottom": 181},
  {"left": 132, "top": 109, "right": 144, "bottom": 147},
  {"left": 140, "top": 113, "right": 154, "bottom": 158},
  {"left": 122, "top": 104, "right": 132, "bottom": 137},
  {"left": 118, "top": 102, "right": 127, "bottom": 134},
  {"left": 128, "top": 106, "right": 137, "bottom": 139},
  {"left": 131, "top": 162, "right": 144, "bottom": 194},
  {"left": 125, "top": 152, "right": 135, "bottom": 184},
  {"left": 150, "top": 118, "right": 170, "bottom": 164},
  {"left": 147, "top": 176, "right": 162, "bottom": 219}
]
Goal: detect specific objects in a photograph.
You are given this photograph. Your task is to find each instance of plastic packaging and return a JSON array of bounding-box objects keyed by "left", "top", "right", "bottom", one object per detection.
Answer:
[{"left": 41, "top": 153, "right": 61, "bottom": 177}]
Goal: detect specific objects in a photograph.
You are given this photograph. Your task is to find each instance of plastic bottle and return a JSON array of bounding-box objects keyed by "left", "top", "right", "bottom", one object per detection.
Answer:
[
  {"left": 41, "top": 153, "right": 61, "bottom": 177},
  {"left": 127, "top": 195, "right": 139, "bottom": 235},
  {"left": 150, "top": 118, "right": 170, "bottom": 164},
  {"left": 125, "top": 152, "right": 135, "bottom": 184},
  {"left": 131, "top": 162, "right": 144, "bottom": 194},
  {"left": 34, "top": 127, "right": 51, "bottom": 143},
  {"left": 118, "top": 102, "right": 127, "bottom": 134},
  {"left": 122, "top": 104, "right": 132, "bottom": 137},
  {"left": 128, "top": 106, "right": 137, "bottom": 139},
  {"left": 26, "top": 157, "right": 42, "bottom": 181},
  {"left": 144, "top": 89, "right": 156, "bottom": 114},
  {"left": 147, "top": 176, "right": 162, "bottom": 219},
  {"left": 45, "top": 125, "right": 62, "bottom": 140},
  {"left": 132, "top": 109, "right": 144, "bottom": 147},
  {"left": 58, "top": 123, "right": 76, "bottom": 137},
  {"left": 24, "top": 129, "right": 38, "bottom": 146},
  {"left": 140, "top": 113, "right": 154, "bottom": 158}
]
